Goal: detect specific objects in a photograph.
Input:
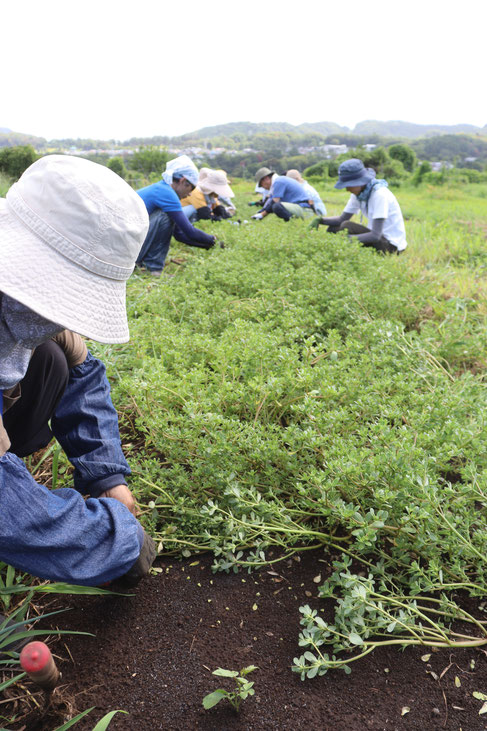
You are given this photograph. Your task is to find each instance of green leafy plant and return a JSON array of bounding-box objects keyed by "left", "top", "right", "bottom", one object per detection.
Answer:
[
  {"left": 202, "top": 666, "right": 258, "bottom": 713},
  {"left": 53, "top": 708, "right": 127, "bottom": 730}
]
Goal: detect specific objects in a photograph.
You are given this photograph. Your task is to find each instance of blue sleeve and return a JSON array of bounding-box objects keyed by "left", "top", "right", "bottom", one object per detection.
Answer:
[
  {"left": 0, "top": 451, "right": 142, "bottom": 585},
  {"left": 51, "top": 351, "right": 130, "bottom": 498},
  {"left": 168, "top": 210, "right": 215, "bottom": 248}
]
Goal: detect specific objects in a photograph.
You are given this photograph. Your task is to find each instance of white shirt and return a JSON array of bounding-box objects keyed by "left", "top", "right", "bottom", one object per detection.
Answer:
[
  {"left": 344, "top": 187, "right": 407, "bottom": 251},
  {"left": 302, "top": 181, "right": 327, "bottom": 216}
]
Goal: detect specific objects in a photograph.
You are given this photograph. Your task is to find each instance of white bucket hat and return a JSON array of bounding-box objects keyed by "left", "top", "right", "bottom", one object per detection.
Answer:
[
  {"left": 198, "top": 169, "right": 234, "bottom": 198},
  {"left": 0, "top": 154, "right": 149, "bottom": 344}
]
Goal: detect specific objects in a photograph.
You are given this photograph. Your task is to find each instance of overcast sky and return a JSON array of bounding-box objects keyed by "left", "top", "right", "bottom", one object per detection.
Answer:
[{"left": 2, "top": 0, "right": 485, "bottom": 141}]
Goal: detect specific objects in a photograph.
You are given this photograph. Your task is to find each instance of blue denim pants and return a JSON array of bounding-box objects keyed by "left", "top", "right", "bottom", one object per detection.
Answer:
[{"left": 136, "top": 209, "right": 174, "bottom": 273}]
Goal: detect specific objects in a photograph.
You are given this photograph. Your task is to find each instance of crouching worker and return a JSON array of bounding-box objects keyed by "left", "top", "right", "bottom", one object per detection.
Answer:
[
  {"left": 251, "top": 168, "right": 314, "bottom": 222},
  {"left": 0, "top": 155, "right": 156, "bottom": 587},
  {"left": 314, "top": 158, "right": 407, "bottom": 254},
  {"left": 136, "top": 155, "right": 217, "bottom": 276},
  {"left": 181, "top": 168, "right": 235, "bottom": 222}
]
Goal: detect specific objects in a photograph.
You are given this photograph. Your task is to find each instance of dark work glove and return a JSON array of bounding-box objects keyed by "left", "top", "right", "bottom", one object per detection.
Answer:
[{"left": 248, "top": 201, "right": 260, "bottom": 207}]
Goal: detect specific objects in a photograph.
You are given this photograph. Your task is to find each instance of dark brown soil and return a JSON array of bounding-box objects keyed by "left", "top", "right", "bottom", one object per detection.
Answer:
[{"left": 11, "top": 550, "right": 487, "bottom": 730}]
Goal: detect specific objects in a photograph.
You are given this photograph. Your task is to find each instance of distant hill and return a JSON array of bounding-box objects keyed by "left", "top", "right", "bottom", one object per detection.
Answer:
[
  {"left": 296, "top": 122, "right": 350, "bottom": 136},
  {"left": 180, "top": 120, "right": 486, "bottom": 141},
  {"left": 181, "top": 122, "right": 298, "bottom": 139},
  {"left": 353, "top": 120, "right": 486, "bottom": 138},
  {"left": 0, "top": 130, "right": 47, "bottom": 148},
  {"left": 1, "top": 120, "right": 486, "bottom": 150},
  {"left": 182, "top": 121, "right": 349, "bottom": 139}
]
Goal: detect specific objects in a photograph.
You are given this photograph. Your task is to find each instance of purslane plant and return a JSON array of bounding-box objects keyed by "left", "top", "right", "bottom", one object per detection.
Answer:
[
  {"left": 87, "top": 205, "right": 487, "bottom": 674},
  {"left": 202, "top": 666, "right": 258, "bottom": 713}
]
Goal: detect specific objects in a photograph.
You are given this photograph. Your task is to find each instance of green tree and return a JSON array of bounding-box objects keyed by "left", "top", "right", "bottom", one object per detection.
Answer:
[
  {"left": 388, "top": 144, "right": 416, "bottom": 172},
  {"left": 411, "top": 160, "right": 432, "bottom": 186},
  {"left": 129, "top": 146, "right": 169, "bottom": 177},
  {"left": 107, "top": 156, "right": 127, "bottom": 179},
  {"left": 0, "top": 145, "right": 38, "bottom": 180}
]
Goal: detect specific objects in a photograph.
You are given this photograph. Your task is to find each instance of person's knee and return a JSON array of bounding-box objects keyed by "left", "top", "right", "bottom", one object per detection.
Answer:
[
  {"left": 271, "top": 202, "right": 291, "bottom": 220},
  {"left": 32, "top": 340, "right": 69, "bottom": 387}
]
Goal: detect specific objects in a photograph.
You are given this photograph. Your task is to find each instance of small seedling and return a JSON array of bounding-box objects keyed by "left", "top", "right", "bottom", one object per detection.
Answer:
[{"left": 202, "top": 666, "right": 258, "bottom": 713}]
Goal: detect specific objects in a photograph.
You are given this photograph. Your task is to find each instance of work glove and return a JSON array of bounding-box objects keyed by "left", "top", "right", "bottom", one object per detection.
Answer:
[
  {"left": 251, "top": 213, "right": 264, "bottom": 220},
  {"left": 309, "top": 217, "right": 322, "bottom": 230},
  {"left": 248, "top": 201, "right": 260, "bottom": 206}
]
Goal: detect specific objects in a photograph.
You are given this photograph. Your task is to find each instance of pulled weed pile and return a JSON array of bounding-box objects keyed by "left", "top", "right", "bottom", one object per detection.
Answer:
[{"left": 90, "top": 213, "right": 487, "bottom": 675}]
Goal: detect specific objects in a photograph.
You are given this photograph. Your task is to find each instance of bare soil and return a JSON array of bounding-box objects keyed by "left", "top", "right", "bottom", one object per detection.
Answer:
[{"left": 7, "top": 549, "right": 487, "bottom": 731}]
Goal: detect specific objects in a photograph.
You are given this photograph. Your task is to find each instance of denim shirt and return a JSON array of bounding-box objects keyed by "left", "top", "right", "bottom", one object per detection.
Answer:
[
  {"left": 0, "top": 346, "right": 141, "bottom": 585},
  {"left": 51, "top": 351, "right": 131, "bottom": 497}
]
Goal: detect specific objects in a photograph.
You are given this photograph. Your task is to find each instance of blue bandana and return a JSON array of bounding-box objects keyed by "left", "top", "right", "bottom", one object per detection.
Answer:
[
  {"left": 357, "top": 178, "right": 388, "bottom": 203},
  {"left": 0, "top": 294, "right": 62, "bottom": 390}
]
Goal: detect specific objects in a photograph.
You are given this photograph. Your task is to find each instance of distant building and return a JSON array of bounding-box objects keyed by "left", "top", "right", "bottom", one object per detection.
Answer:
[{"left": 430, "top": 161, "right": 454, "bottom": 171}]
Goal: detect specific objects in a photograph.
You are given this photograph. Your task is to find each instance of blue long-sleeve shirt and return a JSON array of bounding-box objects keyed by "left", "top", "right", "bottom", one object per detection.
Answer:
[
  {"left": 0, "top": 349, "right": 143, "bottom": 585},
  {"left": 137, "top": 180, "right": 215, "bottom": 249}
]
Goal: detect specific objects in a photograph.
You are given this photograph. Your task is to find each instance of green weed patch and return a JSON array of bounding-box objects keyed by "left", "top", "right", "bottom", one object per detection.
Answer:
[{"left": 91, "top": 212, "right": 487, "bottom": 673}]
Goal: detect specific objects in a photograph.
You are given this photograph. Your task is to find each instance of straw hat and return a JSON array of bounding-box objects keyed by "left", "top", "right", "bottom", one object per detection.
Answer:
[
  {"left": 0, "top": 155, "right": 149, "bottom": 344},
  {"left": 198, "top": 169, "right": 234, "bottom": 198}
]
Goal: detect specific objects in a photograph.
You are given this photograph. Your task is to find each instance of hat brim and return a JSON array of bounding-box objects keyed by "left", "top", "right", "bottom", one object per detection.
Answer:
[
  {"left": 334, "top": 168, "right": 376, "bottom": 189},
  {"left": 0, "top": 200, "right": 130, "bottom": 344},
  {"left": 254, "top": 170, "right": 275, "bottom": 185},
  {"left": 199, "top": 181, "right": 234, "bottom": 198}
]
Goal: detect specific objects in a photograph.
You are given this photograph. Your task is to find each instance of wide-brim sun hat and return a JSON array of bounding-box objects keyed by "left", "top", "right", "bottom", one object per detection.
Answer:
[
  {"left": 334, "top": 158, "right": 376, "bottom": 189},
  {"left": 0, "top": 154, "right": 149, "bottom": 344},
  {"left": 254, "top": 167, "right": 275, "bottom": 185},
  {"left": 198, "top": 169, "right": 234, "bottom": 198},
  {"left": 286, "top": 169, "right": 304, "bottom": 183},
  {"left": 198, "top": 167, "right": 211, "bottom": 183}
]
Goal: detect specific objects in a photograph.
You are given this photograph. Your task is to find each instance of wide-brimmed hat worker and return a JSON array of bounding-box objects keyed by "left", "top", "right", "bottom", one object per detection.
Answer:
[
  {"left": 313, "top": 158, "right": 407, "bottom": 254},
  {"left": 181, "top": 168, "right": 235, "bottom": 222},
  {"left": 0, "top": 155, "right": 156, "bottom": 587},
  {"left": 286, "top": 169, "right": 327, "bottom": 217},
  {"left": 251, "top": 167, "right": 315, "bottom": 222},
  {"left": 136, "top": 155, "right": 218, "bottom": 276}
]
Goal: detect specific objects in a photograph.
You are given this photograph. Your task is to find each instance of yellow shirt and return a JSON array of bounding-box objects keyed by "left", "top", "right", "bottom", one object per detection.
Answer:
[{"left": 180, "top": 187, "right": 207, "bottom": 210}]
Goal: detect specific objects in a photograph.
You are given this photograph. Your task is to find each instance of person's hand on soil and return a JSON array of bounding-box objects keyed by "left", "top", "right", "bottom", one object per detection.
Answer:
[{"left": 100, "top": 484, "right": 138, "bottom": 516}]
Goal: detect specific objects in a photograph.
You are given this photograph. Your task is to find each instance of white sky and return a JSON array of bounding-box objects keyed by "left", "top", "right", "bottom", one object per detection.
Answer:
[{"left": 2, "top": 0, "right": 485, "bottom": 141}]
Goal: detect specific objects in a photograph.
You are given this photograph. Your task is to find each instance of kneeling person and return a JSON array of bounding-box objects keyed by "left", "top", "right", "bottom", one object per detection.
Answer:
[
  {"left": 318, "top": 158, "right": 407, "bottom": 254},
  {"left": 0, "top": 155, "right": 156, "bottom": 587},
  {"left": 251, "top": 168, "right": 314, "bottom": 221},
  {"left": 136, "top": 155, "right": 217, "bottom": 276}
]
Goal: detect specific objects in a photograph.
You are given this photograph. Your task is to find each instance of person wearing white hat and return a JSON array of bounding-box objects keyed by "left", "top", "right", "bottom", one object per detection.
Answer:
[
  {"left": 136, "top": 155, "right": 217, "bottom": 276},
  {"left": 286, "top": 169, "right": 327, "bottom": 217},
  {"left": 181, "top": 168, "right": 236, "bottom": 222},
  {"left": 0, "top": 154, "right": 156, "bottom": 586}
]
